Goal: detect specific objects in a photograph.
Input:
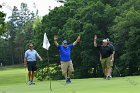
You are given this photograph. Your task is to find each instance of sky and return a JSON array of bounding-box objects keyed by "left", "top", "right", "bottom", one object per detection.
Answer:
[{"left": 0, "top": 0, "right": 63, "bottom": 21}]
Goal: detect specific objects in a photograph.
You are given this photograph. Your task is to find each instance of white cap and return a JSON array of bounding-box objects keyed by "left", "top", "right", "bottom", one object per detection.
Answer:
[{"left": 102, "top": 39, "right": 107, "bottom": 42}]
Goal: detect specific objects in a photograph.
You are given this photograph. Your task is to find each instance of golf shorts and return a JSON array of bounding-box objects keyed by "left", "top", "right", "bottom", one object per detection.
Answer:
[
  {"left": 27, "top": 61, "right": 37, "bottom": 71},
  {"left": 61, "top": 61, "right": 74, "bottom": 75},
  {"left": 101, "top": 57, "right": 113, "bottom": 69}
]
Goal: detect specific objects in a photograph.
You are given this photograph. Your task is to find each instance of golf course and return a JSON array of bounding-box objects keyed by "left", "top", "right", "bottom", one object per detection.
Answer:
[
  {"left": 0, "top": 65, "right": 139, "bottom": 93},
  {"left": 0, "top": 0, "right": 140, "bottom": 93}
]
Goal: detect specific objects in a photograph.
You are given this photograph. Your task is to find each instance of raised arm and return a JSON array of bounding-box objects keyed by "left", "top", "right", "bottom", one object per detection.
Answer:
[
  {"left": 94, "top": 35, "right": 97, "bottom": 47},
  {"left": 73, "top": 36, "right": 80, "bottom": 46},
  {"left": 54, "top": 35, "right": 59, "bottom": 47}
]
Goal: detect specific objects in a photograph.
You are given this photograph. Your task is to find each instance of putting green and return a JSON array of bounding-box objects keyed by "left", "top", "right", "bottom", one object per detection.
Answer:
[{"left": 0, "top": 66, "right": 140, "bottom": 93}]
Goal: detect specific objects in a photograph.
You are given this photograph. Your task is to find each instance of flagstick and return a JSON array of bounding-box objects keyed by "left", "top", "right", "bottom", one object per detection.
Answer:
[
  {"left": 42, "top": 33, "right": 51, "bottom": 91},
  {"left": 47, "top": 50, "right": 52, "bottom": 91}
]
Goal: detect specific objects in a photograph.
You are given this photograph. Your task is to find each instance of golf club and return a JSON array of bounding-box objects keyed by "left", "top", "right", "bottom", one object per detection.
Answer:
[{"left": 25, "top": 67, "right": 28, "bottom": 84}]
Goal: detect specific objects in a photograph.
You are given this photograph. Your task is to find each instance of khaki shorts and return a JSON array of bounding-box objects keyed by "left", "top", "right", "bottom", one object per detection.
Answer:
[
  {"left": 61, "top": 61, "right": 74, "bottom": 75},
  {"left": 101, "top": 57, "right": 113, "bottom": 69}
]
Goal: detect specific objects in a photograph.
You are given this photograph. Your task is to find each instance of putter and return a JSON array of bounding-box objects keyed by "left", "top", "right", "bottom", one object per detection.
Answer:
[{"left": 25, "top": 67, "right": 28, "bottom": 84}]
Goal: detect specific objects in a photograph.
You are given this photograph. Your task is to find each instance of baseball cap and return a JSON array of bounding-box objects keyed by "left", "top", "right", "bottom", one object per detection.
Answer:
[
  {"left": 62, "top": 40, "right": 67, "bottom": 44},
  {"left": 102, "top": 39, "right": 107, "bottom": 42}
]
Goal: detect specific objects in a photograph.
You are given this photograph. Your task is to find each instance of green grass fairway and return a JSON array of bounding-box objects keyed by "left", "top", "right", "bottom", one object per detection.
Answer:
[{"left": 0, "top": 66, "right": 140, "bottom": 93}]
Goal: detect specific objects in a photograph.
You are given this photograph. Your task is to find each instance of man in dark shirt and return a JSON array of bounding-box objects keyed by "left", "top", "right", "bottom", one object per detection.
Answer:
[{"left": 94, "top": 35, "right": 115, "bottom": 80}]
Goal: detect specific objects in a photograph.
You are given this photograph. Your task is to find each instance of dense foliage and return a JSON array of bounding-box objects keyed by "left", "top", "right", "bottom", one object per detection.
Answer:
[{"left": 0, "top": 5, "right": 6, "bottom": 35}]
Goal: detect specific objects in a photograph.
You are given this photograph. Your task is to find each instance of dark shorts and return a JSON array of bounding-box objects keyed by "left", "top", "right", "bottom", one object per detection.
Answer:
[{"left": 27, "top": 61, "right": 37, "bottom": 71}]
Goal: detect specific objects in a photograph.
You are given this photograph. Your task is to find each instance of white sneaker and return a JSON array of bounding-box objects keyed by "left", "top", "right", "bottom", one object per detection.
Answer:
[
  {"left": 28, "top": 81, "right": 32, "bottom": 85},
  {"left": 31, "top": 81, "right": 35, "bottom": 85},
  {"left": 106, "top": 76, "right": 112, "bottom": 80}
]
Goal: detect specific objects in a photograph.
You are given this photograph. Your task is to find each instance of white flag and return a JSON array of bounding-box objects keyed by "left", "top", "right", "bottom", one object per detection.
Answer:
[{"left": 43, "top": 33, "right": 50, "bottom": 50}]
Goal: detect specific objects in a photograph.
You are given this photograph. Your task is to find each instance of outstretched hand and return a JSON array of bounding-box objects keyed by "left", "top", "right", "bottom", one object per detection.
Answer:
[
  {"left": 77, "top": 36, "right": 80, "bottom": 42},
  {"left": 94, "top": 35, "right": 97, "bottom": 40},
  {"left": 54, "top": 35, "right": 58, "bottom": 41}
]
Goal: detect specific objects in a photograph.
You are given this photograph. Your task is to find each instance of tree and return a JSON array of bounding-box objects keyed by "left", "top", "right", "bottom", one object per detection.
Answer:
[
  {"left": 0, "top": 6, "right": 6, "bottom": 35},
  {"left": 6, "top": 2, "right": 38, "bottom": 65},
  {"left": 110, "top": 4, "right": 140, "bottom": 76}
]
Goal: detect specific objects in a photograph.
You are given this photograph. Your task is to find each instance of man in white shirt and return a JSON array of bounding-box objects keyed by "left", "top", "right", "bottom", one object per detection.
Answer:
[{"left": 24, "top": 43, "right": 43, "bottom": 85}]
